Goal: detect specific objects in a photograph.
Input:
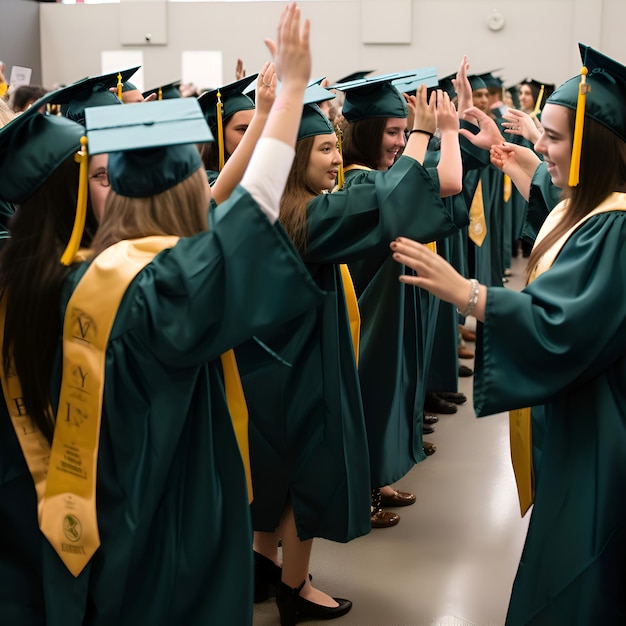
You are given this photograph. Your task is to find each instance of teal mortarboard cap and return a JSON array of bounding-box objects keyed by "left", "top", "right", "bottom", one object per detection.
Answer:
[
  {"left": 298, "top": 83, "right": 336, "bottom": 141},
  {"left": 478, "top": 70, "right": 504, "bottom": 89},
  {"left": 334, "top": 70, "right": 374, "bottom": 84},
  {"left": 547, "top": 44, "right": 626, "bottom": 142},
  {"left": 85, "top": 98, "right": 213, "bottom": 198},
  {"left": 467, "top": 75, "right": 487, "bottom": 92},
  {"left": 53, "top": 67, "right": 141, "bottom": 125},
  {"left": 198, "top": 75, "right": 257, "bottom": 135},
  {"left": 0, "top": 90, "right": 84, "bottom": 204},
  {"left": 392, "top": 66, "right": 439, "bottom": 96},
  {"left": 332, "top": 71, "right": 416, "bottom": 122},
  {"left": 142, "top": 80, "right": 182, "bottom": 101},
  {"left": 437, "top": 72, "right": 457, "bottom": 98}
]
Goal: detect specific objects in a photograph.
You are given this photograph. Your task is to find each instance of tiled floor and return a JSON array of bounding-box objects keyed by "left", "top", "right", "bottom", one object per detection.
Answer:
[{"left": 254, "top": 255, "right": 530, "bottom": 626}]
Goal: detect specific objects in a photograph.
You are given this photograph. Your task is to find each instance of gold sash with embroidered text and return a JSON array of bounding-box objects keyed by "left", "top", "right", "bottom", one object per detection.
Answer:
[{"left": 2, "top": 236, "right": 253, "bottom": 576}]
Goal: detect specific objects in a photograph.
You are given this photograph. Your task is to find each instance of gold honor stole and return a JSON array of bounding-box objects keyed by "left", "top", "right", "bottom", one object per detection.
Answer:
[
  {"left": 0, "top": 236, "right": 252, "bottom": 577},
  {"left": 468, "top": 179, "right": 487, "bottom": 246},
  {"left": 510, "top": 192, "right": 626, "bottom": 516}
]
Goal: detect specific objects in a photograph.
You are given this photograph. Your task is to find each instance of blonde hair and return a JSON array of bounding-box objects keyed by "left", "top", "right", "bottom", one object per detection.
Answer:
[{"left": 91, "top": 167, "right": 209, "bottom": 256}]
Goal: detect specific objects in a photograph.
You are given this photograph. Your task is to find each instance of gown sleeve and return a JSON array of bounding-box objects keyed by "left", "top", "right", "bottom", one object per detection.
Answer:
[
  {"left": 474, "top": 210, "right": 626, "bottom": 416},
  {"left": 108, "top": 185, "right": 323, "bottom": 368}
]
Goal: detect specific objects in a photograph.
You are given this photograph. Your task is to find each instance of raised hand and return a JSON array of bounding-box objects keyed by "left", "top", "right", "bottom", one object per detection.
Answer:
[
  {"left": 235, "top": 58, "right": 246, "bottom": 80},
  {"left": 436, "top": 90, "right": 459, "bottom": 133},
  {"left": 414, "top": 84, "right": 436, "bottom": 134},
  {"left": 502, "top": 108, "right": 542, "bottom": 145},
  {"left": 459, "top": 106, "right": 505, "bottom": 149},
  {"left": 255, "top": 61, "right": 277, "bottom": 116},
  {"left": 264, "top": 3, "right": 310, "bottom": 88}
]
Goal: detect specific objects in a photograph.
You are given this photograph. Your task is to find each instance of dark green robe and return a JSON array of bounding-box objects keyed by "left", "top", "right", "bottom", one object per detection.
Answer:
[
  {"left": 237, "top": 155, "right": 456, "bottom": 539},
  {"left": 473, "top": 204, "right": 626, "bottom": 623},
  {"left": 425, "top": 133, "right": 487, "bottom": 393},
  {"left": 23, "top": 186, "right": 322, "bottom": 626},
  {"left": 0, "top": 404, "right": 45, "bottom": 625},
  {"left": 345, "top": 156, "right": 459, "bottom": 487}
]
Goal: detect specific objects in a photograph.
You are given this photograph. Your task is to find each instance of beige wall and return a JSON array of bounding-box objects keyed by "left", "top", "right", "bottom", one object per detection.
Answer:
[{"left": 39, "top": 0, "right": 626, "bottom": 92}]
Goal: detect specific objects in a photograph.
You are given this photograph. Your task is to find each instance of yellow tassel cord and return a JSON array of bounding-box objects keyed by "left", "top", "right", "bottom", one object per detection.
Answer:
[
  {"left": 117, "top": 72, "right": 123, "bottom": 101},
  {"left": 531, "top": 84, "right": 545, "bottom": 117},
  {"left": 158, "top": 87, "right": 162, "bottom": 101},
  {"left": 335, "top": 124, "right": 344, "bottom": 189},
  {"left": 568, "top": 67, "right": 589, "bottom": 187},
  {"left": 60, "top": 136, "right": 89, "bottom": 266},
  {"left": 216, "top": 90, "right": 225, "bottom": 171}
]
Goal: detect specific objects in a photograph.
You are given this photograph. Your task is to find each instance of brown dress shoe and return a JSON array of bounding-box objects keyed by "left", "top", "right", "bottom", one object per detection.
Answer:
[
  {"left": 435, "top": 391, "right": 467, "bottom": 405},
  {"left": 423, "top": 441, "right": 437, "bottom": 456},
  {"left": 458, "top": 325, "right": 477, "bottom": 342},
  {"left": 458, "top": 346, "right": 474, "bottom": 359},
  {"left": 379, "top": 489, "right": 416, "bottom": 507},
  {"left": 371, "top": 509, "right": 401, "bottom": 528}
]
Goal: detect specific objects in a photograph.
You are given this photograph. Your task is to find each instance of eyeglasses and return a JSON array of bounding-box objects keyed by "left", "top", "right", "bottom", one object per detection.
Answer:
[{"left": 89, "top": 171, "right": 110, "bottom": 188}]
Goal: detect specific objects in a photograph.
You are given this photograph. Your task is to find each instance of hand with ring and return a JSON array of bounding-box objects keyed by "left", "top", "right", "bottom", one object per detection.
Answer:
[{"left": 256, "top": 61, "right": 277, "bottom": 116}]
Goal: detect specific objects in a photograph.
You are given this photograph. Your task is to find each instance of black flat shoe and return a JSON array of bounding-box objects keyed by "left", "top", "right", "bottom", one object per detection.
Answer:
[
  {"left": 434, "top": 391, "right": 467, "bottom": 405},
  {"left": 276, "top": 580, "right": 352, "bottom": 626},
  {"left": 254, "top": 551, "right": 281, "bottom": 603}
]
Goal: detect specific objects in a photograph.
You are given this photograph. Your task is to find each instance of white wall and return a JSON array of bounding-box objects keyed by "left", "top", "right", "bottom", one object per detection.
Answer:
[{"left": 39, "top": 0, "right": 626, "bottom": 92}]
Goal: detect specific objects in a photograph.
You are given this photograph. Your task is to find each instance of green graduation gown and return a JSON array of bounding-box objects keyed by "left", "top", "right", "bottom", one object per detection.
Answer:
[
  {"left": 345, "top": 156, "right": 458, "bottom": 487},
  {"left": 473, "top": 203, "right": 626, "bottom": 623},
  {"left": 237, "top": 155, "right": 455, "bottom": 540},
  {"left": 33, "top": 187, "right": 322, "bottom": 626}
]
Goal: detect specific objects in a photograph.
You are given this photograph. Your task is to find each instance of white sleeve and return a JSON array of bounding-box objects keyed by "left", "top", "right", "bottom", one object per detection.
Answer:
[{"left": 240, "top": 137, "right": 295, "bottom": 224}]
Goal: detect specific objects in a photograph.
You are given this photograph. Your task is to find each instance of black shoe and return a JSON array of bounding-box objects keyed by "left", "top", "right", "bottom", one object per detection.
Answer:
[
  {"left": 423, "top": 423, "right": 435, "bottom": 434},
  {"left": 276, "top": 580, "right": 352, "bottom": 626},
  {"left": 434, "top": 391, "right": 467, "bottom": 405},
  {"left": 254, "top": 551, "right": 281, "bottom": 603},
  {"left": 424, "top": 392, "right": 457, "bottom": 414},
  {"left": 458, "top": 364, "right": 474, "bottom": 377},
  {"left": 423, "top": 414, "right": 439, "bottom": 425}
]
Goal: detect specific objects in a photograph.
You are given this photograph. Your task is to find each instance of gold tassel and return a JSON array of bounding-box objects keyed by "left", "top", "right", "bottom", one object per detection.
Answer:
[
  {"left": 531, "top": 84, "right": 545, "bottom": 117},
  {"left": 117, "top": 72, "right": 123, "bottom": 101},
  {"left": 158, "top": 86, "right": 163, "bottom": 101},
  {"left": 335, "top": 124, "right": 344, "bottom": 189},
  {"left": 60, "top": 136, "right": 89, "bottom": 266},
  {"left": 216, "top": 89, "right": 225, "bottom": 171},
  {"left": 568, "top": 67, "right": 589, "bottom": 187}
]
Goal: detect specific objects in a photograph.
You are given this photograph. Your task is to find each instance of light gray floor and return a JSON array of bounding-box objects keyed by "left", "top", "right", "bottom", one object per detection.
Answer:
[{"left": 254, "top": 255, "right": 530, "bottom": 626}]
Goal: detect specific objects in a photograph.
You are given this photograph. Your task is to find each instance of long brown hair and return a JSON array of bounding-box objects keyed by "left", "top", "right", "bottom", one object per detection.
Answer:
[
  {"left": 340, "top": 117, "right": 387, "bottom": 170},
  {"left": 91, "top": 168, "right": 209, "bottom": 256},
  {"left": 526, "top": 109, "right": 626, "bottom": 282},
  {"left": 0, "top": 156, "right": 99, "bottom": 441},
  {"left": 279, "top": 135, "right": 317, "bottom": 255}
]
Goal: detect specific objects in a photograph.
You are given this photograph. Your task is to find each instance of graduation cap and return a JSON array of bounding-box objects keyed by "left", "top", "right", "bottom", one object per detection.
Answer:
[
  {"left": 0, "top": 89, "right": 84, "bottom": 204},
  {"left": 51, "top": 67, "right": 141, "bottom": 125},
  {"left": 197, "top": 74, "right": 257, "bottom": 171},
  {"left": 467, "top": 74, "right": 488, "bottom": 92},
  {"left": 437, "top": 72, "right": 457, "bottom": 98},
  {"left": 298, "top": 83, "right": 336, "bottom": 141},
  {"left": 334, "top": 70, "right": 374, "bottom": 84},
  {"left": 477, "top": 70, "right": 504, "bottom": 89},
  {"left": 85, "top": 97, "right": 213, "bottom": 198},
  {"left": 392, "top": 66, "right": 439, "bottom": 95},
  {"left": 547, "top": 43, "right": 626, "bottom": 184},
  {"left": 331, "top": 71, "right": 418, "bottom": 122},
  {"left": 142, "top": 80, "right": 182, "bottom": 101},
  {"left": 198, "top": 75, "right": 257, "bottom": 134}
]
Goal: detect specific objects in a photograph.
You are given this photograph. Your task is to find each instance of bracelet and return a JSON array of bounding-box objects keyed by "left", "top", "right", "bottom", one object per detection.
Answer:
[
  {"left": 408, "top": 129, "right": 434, "bottom": 139},
  {"left": 457, "top": 278, "right": 480, "bottom": 317}
]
